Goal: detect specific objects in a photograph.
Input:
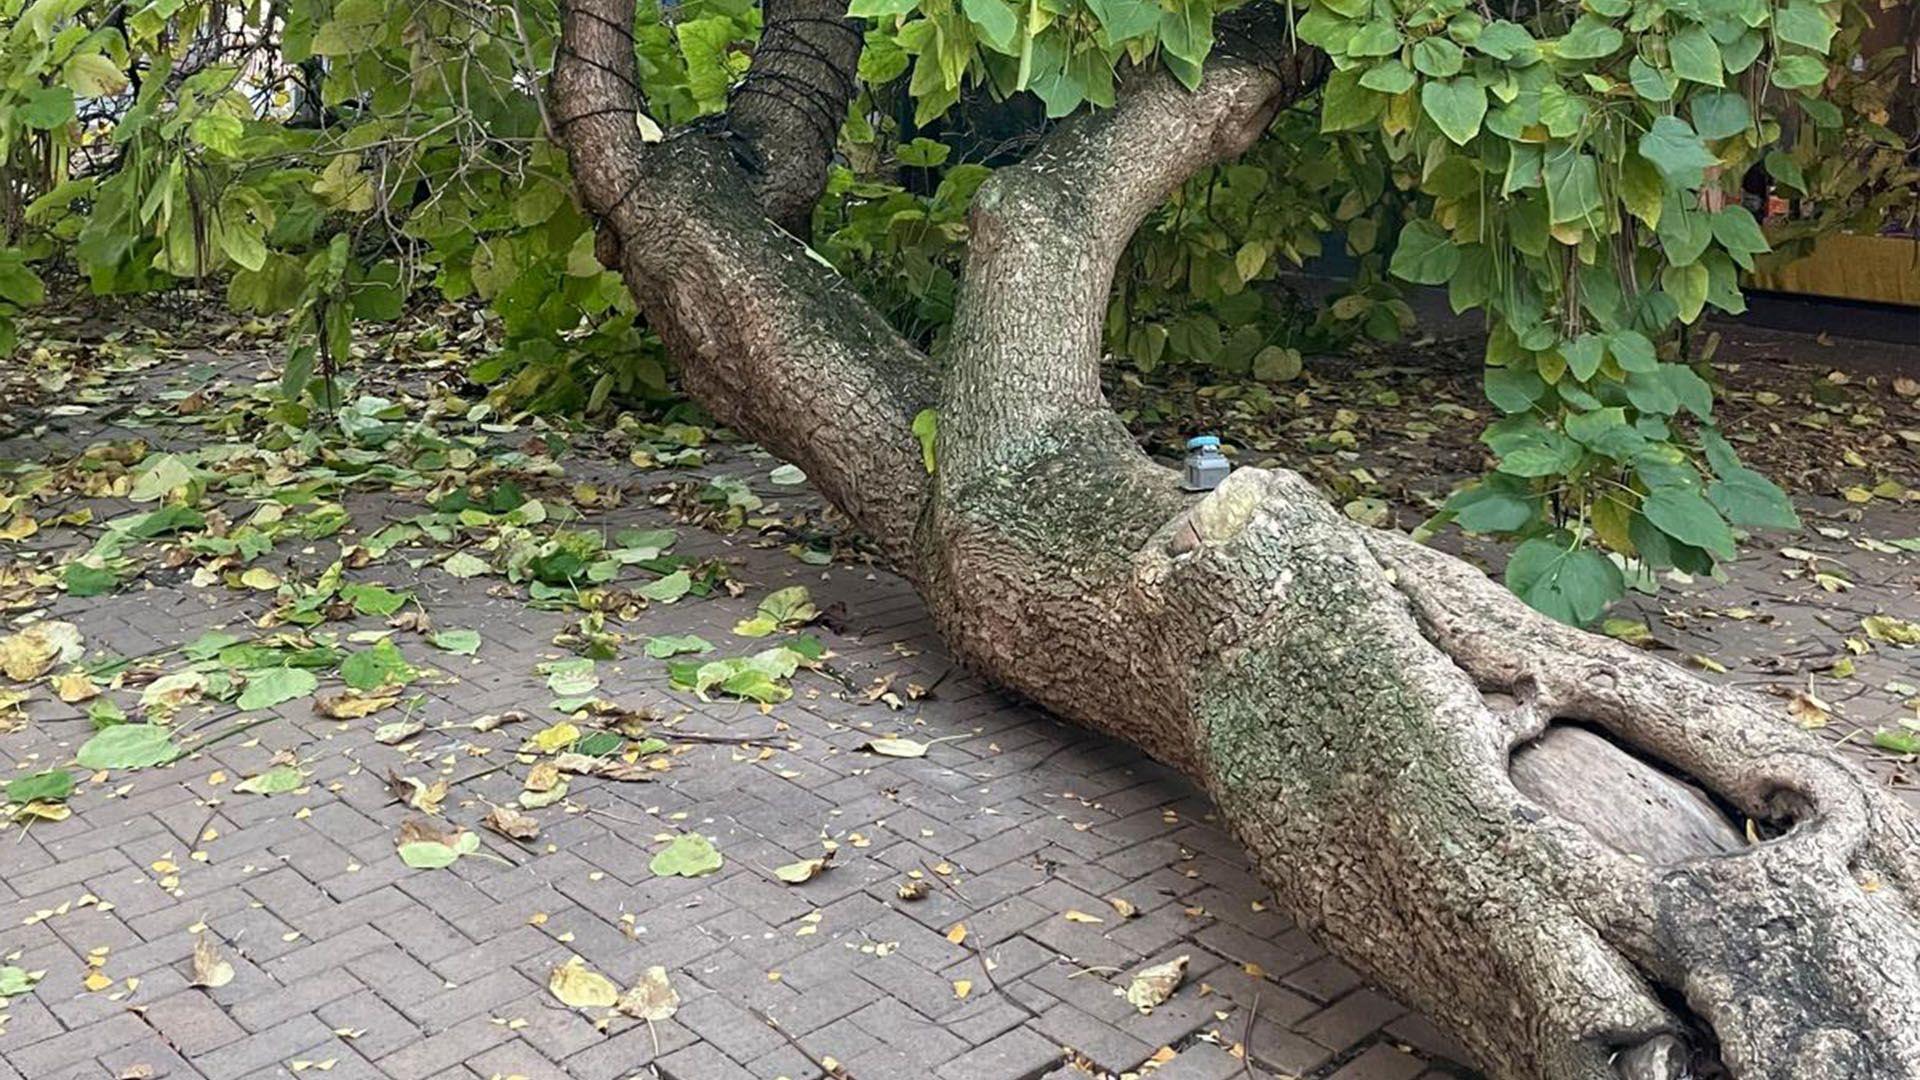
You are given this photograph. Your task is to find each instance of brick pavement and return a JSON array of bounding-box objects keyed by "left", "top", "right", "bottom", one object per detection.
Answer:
[
  {"left": 6, "top": 338, "right": 1916, "bottom": 1080},
  {"left": 0, "top": 355, "right": 1478, "bottom": 1079}
]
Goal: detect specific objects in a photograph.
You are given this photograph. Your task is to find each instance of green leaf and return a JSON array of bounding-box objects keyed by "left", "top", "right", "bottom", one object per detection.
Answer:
[
  {"left": 0, "top": 251, "right": 45, "bottom": 307},
  {"left": 1624, "top": 369, "right": 1680, "bottom": 415},
  {"left": 1421, "top": 77, "right": 1487, "bottom": 146},
  {"left": 1485, "top": 418, "right": 1583, "bottom": 477},
  {"left": 650, "top": 834, "right": 724, "bottom": 878},
  {"left": 1642, "top": 487, "right": 1735, "bottom": 560},
  {"left": 1563, "top": 335, "right": 1605, "bottom": 381},
  {"left": 1544, "top": 148, "right": 1602, "bottom": 224},
  {"left": 64, "top": 563, "right": 117, "bottom": 597},
  {"left": 0, "top": 965, "right": 42, "bottom": 1002},
  {"left": 1638, "top": 116, "right": 1719, "bottom": 188},
  {"left": 962, "top": 0, "right": 1020, "bottom": 52},
  {"left": 342, "top": 640, "right": 413, "bottom": 691},
  {"left": 1765, "top": 150, "right": 1808, "bottom": 193},
  {"left": 64, "top": 53, "right": 129, "bottom": 97},
  {"left": 1658, "top": 202, "right": 1714, "bottom": 267},
  {"left": 543, "top": 657, "right": 600, "bottom": 697},
  {"left": 1084, "top": 0, "right": 1159, "bottom": 40},
  {"left": 1388, "top": 220, "right": 1461, "bottom": 285},
  {"left": 1347, "top": 19, "right": 1402, "bottom": 58},
  {"left": 1708, "top": 467, "right": 1799, "bottom": 530},
  {"left": 1450, "top": 484, "right": 1539, "bottom": 533},
  {"left": 1774, "top": 3, "right": 1836, "bottom": 53},
  {"left": 76, "top": 725, "right": 178, "bottom": 771},
  {"left": 237, "top": 667, "right": 318, "bottom": 710},
  {"left": 1662, "top": 261, "right": 1710, "bottom": 323},
  {"left": 441, "top": 551, "right": 490, "bottom": 578},
  {"left": 111, "top": 503, "right": 205, "bottom": 538},
  {"left": 1321, "top": 69, "right": 1386, "bottom": 133},
  {"left": 1359, "top": 61, "right": 1416, "bottom": 95},
  {"left": 1668, "top": 25, "right": 1724, "bottom": 87},
  {"left": 1565, "top": 407, "right": 1647, "bottom": 459},
  {"left": 1628, "top": 57, "right": 1674, "bottom": 102},
  {"left": 7, "top": 769, "right": 75, "bottom": 805},
  {"left": 398, "top": 840, "right": 462, "bottom": 869},
  {"left": 21, "top": 87, "right": 76, "bottom": 130},
  {"left": 639, "top": 570, "right": 693, "bottom": 603},
  {"left": 1690, "top": 92, "right": 1752, "bottom": 140},
  {"left": 1412, "top": 37, "right": 1464, "bottom": 77},
  {"left": 1606, "top": 330, "right": 1659, "bottom": 373},
  {"left": 911, "top": 408, "right": 938, "bottom": 473},
  {"left": 645, "top": 634, "right": 713, "bottom": 659},
  {"left": 1710, "top": 207, "right": 1771, "bottom": 271},
  {"left": 1485, "top": 366, "right": 1546, "bottom": 413},
  {"left": 341, "top": 583, "right": 409, "bottom": 617},
  {"left": 1557, "top": 15, "right": 1623, "bottom": 60},
  {"left": 1158, "top": 0, "right": 1213, "bottom": 68},
  {"left": 1475, "top": 21, "right": 1538, "bottom": 64},
  {"left": 1506, "top": 536, "right": 1623, "bottom": 625},
  {"left": 1663, "top": 364, "right": 1713, "bottom": 420},
  {"left": 234, "top": 764, "right": 305, "bottom": 795},
  {"left": 430, "top": 629, "right": 482, "bottom": 656}
]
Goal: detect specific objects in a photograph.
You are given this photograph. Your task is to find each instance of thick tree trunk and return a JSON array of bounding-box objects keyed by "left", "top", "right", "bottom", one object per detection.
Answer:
[{"left": 552, "top": 6, "right": 1920, "bottom": 1077}]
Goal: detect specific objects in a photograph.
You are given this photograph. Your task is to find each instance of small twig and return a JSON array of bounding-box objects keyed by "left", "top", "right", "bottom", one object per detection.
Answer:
[
  {"left": 660, "top": 729, "right": 782, "bottom": 745},
  {"left": 1240, "top": 990, "right": 1261, "bottom": 1079}
]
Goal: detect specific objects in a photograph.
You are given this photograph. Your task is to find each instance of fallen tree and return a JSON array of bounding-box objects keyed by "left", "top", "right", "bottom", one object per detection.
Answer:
[{"left": 553, "top": 3, "right": 1920, "bottom": 1076}]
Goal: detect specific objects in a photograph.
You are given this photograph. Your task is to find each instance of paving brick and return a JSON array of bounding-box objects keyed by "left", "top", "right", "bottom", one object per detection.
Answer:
[
  {"left": 1297, "top": 989, "right": 1409, "bottom": 1054},
  {"left": 1031, "top": 1002, "right": 1156, "bottom": 1075},
  {"left": 0, "top": 411, "right": 1511, "bottom": 1080},
  {"left": 190, "top": 1015, "right": 336, "bottom": 1077},
  {"left": 1331, "top": 1042, "right": 1430, "bottom": 1080},
  {"left": 374, "top": 1013, "right": 518, "bottom": 1080},
  {"left": 1147, "top": 1043, "right": 1244, "bottom": 1080},
  {"left": 938, "top": 1026, "right": 1064, "bottom": 1080},
  {"left": 656, "top": 1041, "right": 758, "bottom": 1080},
  {"left": 140, "top": 989, "right": 248, "bottom": 1057}
]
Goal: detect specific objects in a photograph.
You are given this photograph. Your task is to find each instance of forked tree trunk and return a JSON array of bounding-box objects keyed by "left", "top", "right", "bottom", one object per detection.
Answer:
[{"left": 551, "top": 5, "right": 1920, "bottom": 1077}]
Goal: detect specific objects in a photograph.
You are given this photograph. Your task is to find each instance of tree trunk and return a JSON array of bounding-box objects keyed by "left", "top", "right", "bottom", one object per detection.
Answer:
[{"left": 551, "top": 6, "right": 1920, "bottom": 1077}]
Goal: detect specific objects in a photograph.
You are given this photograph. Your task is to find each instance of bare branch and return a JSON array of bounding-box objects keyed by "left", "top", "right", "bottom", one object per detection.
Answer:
[
  {"left": 939, "top": 9, "right": 1328, "bottom": 480},
  {"left": 553, "top": 0, "right": 937, "bottom": 565},
  {"left": 726, "top": 0, "right": 866, "bottom": 236}
]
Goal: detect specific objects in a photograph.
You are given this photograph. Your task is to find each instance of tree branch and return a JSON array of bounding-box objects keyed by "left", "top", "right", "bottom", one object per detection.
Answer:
[
  {"left": 553, "top": 0, "right": 936, "bottom": 565},
  {"left": 939, "top": 7, "right": 1328, "bottom": 480},
  {"left": 726, "top": 0, "right": 866, "bottom": 236}
]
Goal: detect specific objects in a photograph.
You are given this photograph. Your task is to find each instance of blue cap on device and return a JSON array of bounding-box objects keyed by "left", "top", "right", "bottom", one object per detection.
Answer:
[{"left": 1186, "top": 435, "right": 1221, "bottom": 450}]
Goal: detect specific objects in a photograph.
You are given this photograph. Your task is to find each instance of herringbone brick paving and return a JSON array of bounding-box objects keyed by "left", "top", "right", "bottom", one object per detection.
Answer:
[
  {"left": 0, "top": 356, "right": 1475, "bottom": 1079},
  {"left": 10, "top": 337, "right": 1916, "bottom": 1080}
]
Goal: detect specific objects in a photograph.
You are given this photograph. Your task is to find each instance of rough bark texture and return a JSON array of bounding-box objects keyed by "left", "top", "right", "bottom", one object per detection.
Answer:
[
  {"left": 725, "top": 0, "right": 865, "bottom": 236},
  {"left": 553, "top": 6, "right": 1920, "bottom": 1077}
]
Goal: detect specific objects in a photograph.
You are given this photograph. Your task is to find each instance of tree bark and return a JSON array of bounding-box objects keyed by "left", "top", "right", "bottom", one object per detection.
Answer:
[{"left": 552, "top": 6, "right": 1920, "bottom": 1077}]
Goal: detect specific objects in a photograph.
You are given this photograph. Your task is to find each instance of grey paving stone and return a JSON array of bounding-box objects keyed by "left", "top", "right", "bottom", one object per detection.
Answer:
[
  {"left": 0, "top": 394, "right": 1509, "bottom": 1080},
  {"left": 937, "top": 1026, "right": 1065, "bottom": 1080}
]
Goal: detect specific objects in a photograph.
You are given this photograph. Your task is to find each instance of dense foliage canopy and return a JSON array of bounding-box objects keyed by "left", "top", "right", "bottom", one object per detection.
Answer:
[{"left": 0, "top": 0, "right": 1912, "bottom": 622}]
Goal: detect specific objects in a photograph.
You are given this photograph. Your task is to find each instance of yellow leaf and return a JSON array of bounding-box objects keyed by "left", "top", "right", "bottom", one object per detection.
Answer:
[
  {"left": 945, "top": 923, "right": 968, "bottom": 945},
  {"left": 616, "top": 966, "right": 680, "bottom": 1021},
  {"left": 526, "top": 722, "right": 581, "bottom": 754},
  {"left": 548, "top": 958, "right": 619, "bottom": 1009},
  {"left": 190, "top": 933, "right": 234, "bottom": 989},
  {"left": 1125, "top": 955, "right": 1189, "bottom": 1014},
  {"left": 952, "top": 979, "right": 973, "bottom": 1000},
  {"left": 52, "top": 672, "right": 101, "bottom": 703},
  {"left": 1, "top": 621, "right": 83, "bottom": 682}
]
